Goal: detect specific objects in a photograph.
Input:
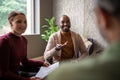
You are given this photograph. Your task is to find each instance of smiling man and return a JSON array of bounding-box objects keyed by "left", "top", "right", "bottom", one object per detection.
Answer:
[{"left": 44, "top": 15, "right": 88, "bottom": 63}]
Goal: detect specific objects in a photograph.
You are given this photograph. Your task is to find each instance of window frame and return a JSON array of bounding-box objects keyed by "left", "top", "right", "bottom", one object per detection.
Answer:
[{"left": 25, "top": 0, "right": 40, "bottom": 35}]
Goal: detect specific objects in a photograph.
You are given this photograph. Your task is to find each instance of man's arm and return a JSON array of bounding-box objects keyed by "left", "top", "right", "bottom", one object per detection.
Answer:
[{"left": 78, "top": 35, "right": 89, "bottom": 60}]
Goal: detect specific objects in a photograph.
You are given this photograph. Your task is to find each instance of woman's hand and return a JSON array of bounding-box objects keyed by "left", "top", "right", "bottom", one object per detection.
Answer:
[
  {"left": 43, "top": 61, "right": 50, "bottom": 67},
  {"left": 30, "top": 76, "right": 43, "bottom": 80}
]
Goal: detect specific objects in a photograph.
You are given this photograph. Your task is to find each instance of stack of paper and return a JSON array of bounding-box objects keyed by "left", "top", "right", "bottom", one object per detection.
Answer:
[{"left": 35, "top": 62, "right": 59, "bottom": 78}]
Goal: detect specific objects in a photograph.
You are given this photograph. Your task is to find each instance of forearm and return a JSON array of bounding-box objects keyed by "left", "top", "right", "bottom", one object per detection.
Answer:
[
  {"left": 79, "top": 52, "right": 89, "bottom": 60},
  {"left": 22, "top": 57, "right": 44, "bottom": 67},
  {"left": 44, "top": 47, "right": 58, "bottom": 60}
]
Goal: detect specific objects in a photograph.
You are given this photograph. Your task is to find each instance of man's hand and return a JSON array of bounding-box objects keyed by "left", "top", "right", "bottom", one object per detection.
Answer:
[{"left": 55, "top": 41, "right": 68, "bottom": 51}]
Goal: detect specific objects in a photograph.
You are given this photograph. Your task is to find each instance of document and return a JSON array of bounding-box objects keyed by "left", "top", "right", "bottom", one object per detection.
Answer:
[{"left": 35, "top": 62, "right": 59, "bottom": 78}]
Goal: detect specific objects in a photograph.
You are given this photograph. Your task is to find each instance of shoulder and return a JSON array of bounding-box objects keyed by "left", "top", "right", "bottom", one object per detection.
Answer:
[
  {"left": 70, "top": 30, "right": 80, "bottom": 36},
  {"left": 49, "top": 31, "right": 60, "bottom": 39},
  {"left": 100, "top": 41, "right": 120, "bottom": 60},
  {"left": 0, "top": 33, "right": 11, "bottom": 42},
  {"left": 21, "top": 36, "right": 27, "bottom": 43},
  {"left": 21, "top": 36, "right": 27, "bottom": 41},
  {"left": 70, "top": 30, "right": 82, "bottom": 40},
  {"left": 0, "top": 33, "right": 10, "bottom": 46}
]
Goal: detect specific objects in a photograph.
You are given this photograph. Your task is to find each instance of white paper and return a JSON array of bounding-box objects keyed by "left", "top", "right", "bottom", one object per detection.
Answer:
[{"left": 35, "top": 62, "right": 59, "bottom": 78}]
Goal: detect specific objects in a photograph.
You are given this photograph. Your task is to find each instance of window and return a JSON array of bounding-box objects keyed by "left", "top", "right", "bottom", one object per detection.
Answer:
[
  {"left": 25, "top": 0, "right": 40, "bottom": 35},
  {"left": 0, "top": 0, "right": 40, "bottom": 35}
]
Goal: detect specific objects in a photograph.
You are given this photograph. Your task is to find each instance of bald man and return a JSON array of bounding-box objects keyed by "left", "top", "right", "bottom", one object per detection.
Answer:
[{"left": 44, "top": 15, "right": 88, "bottom": 63}]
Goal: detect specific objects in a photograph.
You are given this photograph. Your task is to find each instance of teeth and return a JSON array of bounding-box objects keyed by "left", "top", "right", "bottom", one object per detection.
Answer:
[{"left": 64, "top": 27, "right": 68, "bottom": 29}]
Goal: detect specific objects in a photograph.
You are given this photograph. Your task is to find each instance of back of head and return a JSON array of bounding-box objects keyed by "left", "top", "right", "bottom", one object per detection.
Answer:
[
  {"left": 96, "top": 0, "right": 120, "bottom": 20},
  {"left": 8, "top": 10, "right": 25, "bottom": 22}
]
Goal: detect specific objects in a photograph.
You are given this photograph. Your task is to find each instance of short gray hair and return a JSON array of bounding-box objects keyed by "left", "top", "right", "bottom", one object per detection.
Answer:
[{"left": 96, "top": 0, "right": 120, "bottom": 19}]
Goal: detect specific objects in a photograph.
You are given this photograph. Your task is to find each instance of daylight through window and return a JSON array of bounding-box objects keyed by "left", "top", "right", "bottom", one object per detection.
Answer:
[{"left": 0, "top": 0, "right": 40, "bottom": 35}]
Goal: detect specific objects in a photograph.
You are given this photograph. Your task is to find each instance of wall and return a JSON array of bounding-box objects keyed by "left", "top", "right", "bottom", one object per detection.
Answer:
[
  {"left": 25, "top": 0, "right": 53, "bottom": 58},
  {"left": 53, "top": 0, "right": 108, "bottom": 48},
  {"left": 53, "top": 0, "right": 84, "bottom": 34}
]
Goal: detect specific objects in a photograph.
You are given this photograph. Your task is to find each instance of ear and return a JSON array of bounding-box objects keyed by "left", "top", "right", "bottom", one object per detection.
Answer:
[
  {"left": 98, "top": 7, "right": 110, "bottom": 29},
  {"left": 9, "top": 21, "right": 13, "bottom": 27}
]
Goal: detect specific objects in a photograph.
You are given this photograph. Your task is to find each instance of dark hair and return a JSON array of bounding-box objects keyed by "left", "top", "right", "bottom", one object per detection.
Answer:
[
  {"left": 8, "top": 10, "right": 25, "bottom": 22},
  {"left": 62, "top": 15, "right": 70, "bottom": 19},
  {"left": 96, "top": 0, "right": 120, "bottom": 20}
]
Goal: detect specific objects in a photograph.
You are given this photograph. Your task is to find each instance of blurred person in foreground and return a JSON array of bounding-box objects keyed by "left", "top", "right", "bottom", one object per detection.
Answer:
[
  {"left": 0, "top": 11, "right": 50, "bottom": 80},
  {"left": 44, "top": 15, "right": 88, "bottom": 64},
  {"left": 45, "top": 0, "right": 120, "bottom": 80}
]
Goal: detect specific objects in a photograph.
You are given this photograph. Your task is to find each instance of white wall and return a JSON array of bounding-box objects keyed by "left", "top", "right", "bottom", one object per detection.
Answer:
[{"left": 53, "top": 0, "right": 84, "bottom": 35}]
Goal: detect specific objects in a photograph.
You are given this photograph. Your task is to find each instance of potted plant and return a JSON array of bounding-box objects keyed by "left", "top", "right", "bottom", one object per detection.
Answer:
[{"left": 41, "top": 17, "right": 59, "bottom": 42}]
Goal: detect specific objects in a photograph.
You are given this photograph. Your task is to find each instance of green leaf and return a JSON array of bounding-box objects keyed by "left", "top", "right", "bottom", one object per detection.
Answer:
[{"left": 41, "top": 17, "right": 59, "bottom": 41}]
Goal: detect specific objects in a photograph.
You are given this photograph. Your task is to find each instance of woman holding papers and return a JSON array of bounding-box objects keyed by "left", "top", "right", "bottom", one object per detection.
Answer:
[{"left": 0, "top": 11, "right": 49, "bottom": 80}]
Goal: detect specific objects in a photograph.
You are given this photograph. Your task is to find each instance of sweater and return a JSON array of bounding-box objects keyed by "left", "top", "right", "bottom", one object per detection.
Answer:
[{"left": 0, "top": 32, "right": 43, "bottom": 80}]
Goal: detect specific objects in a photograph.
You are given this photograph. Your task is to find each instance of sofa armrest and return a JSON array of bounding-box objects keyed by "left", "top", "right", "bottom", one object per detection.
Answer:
[{"left": 32, "top": 56, "right": 44, "bottom": 60}]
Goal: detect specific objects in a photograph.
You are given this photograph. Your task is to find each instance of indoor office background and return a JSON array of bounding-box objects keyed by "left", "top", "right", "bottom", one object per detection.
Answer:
[{"left": 25, "top": 0, "right": 107, "bottom": 58}]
